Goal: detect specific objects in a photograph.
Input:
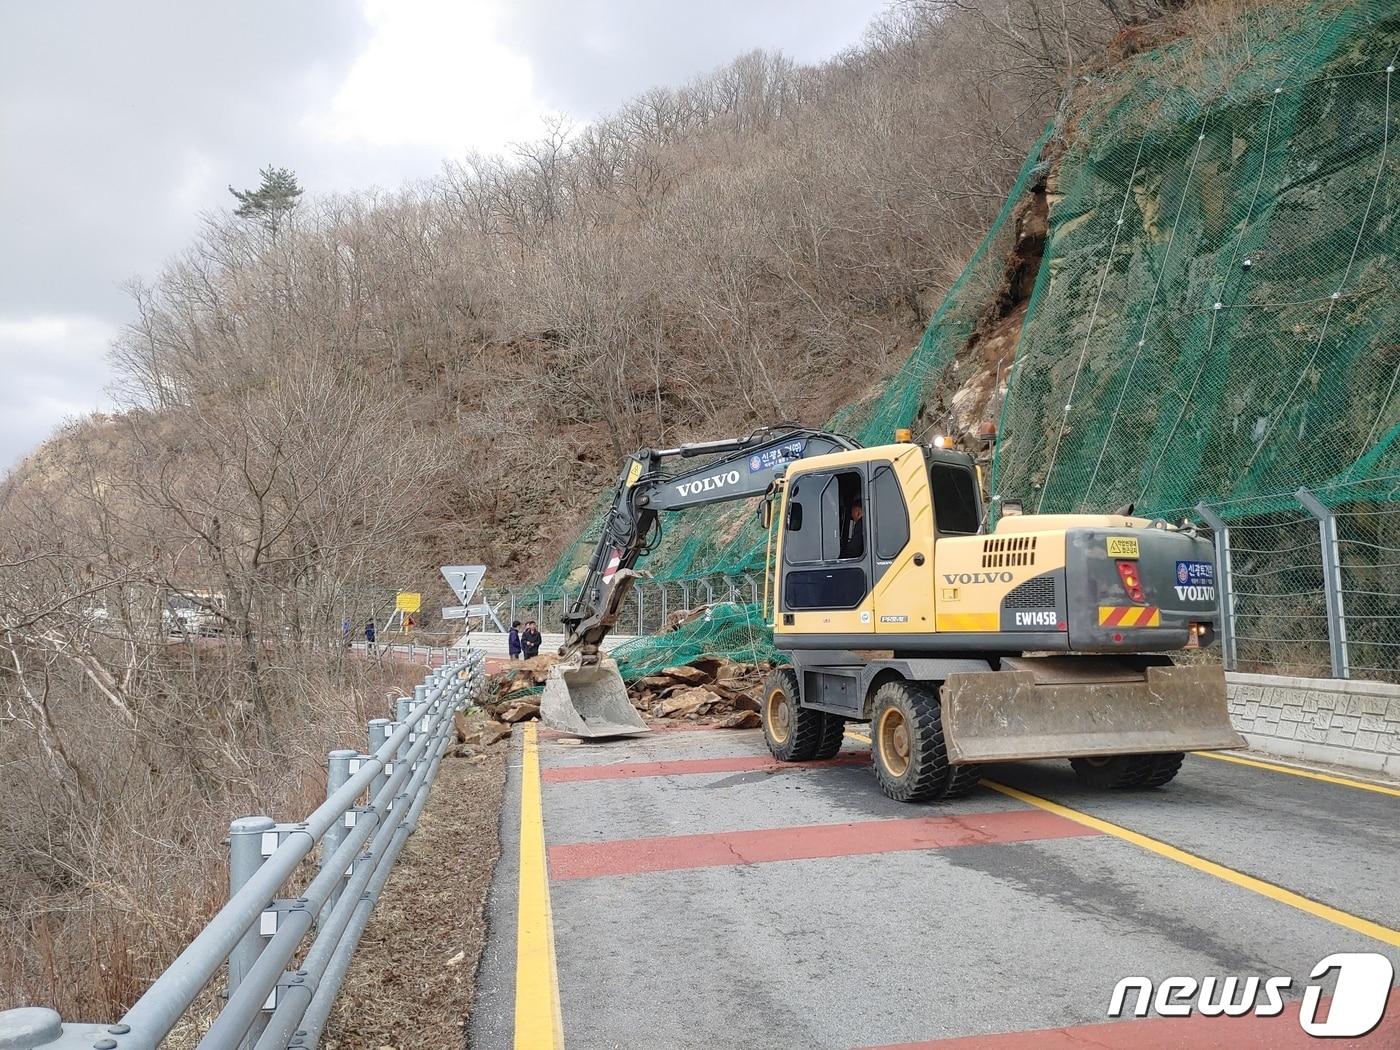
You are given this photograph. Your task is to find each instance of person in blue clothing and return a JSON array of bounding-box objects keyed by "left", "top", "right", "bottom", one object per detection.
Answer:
[
  {"left": 365, "top": 619, "right": 376, "bottom": 647},
  {"left": 508, "top": 620, "right": 523, "bottom": 660}
]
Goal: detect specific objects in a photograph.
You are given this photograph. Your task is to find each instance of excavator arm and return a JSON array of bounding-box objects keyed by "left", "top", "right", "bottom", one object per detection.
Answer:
[{"left": 559, "top": 425, "right": 859, "bottom": 661}]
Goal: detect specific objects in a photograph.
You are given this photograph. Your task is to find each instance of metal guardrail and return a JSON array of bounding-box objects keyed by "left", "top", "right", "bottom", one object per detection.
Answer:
[{"left": 0, "top": 651, "right": 486, "bottom": 1050}]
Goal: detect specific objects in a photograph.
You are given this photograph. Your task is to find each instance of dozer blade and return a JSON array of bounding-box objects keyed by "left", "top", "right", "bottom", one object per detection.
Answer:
[
  {"left": 940, "top": 662, "right": 1244, "bottom": 764},
  {"left": 540, "top": 657, "right": 650, "bottom": 738}
]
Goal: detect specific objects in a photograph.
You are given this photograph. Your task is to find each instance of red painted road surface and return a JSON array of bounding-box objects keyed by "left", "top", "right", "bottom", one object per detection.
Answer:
[{"left": 548, "top": 808, "right": 1100, "bottom": 880}]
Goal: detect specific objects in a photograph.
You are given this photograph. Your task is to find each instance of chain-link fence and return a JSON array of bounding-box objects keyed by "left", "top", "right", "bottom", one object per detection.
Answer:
[{"left": 1198, "top": 478, "right": 1400, "bottom": 682}]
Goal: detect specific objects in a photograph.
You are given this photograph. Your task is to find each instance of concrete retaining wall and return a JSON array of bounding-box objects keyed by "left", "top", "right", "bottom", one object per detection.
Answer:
[{"left": 1226, "top": 672, "right": 1400, "bottom": 776}]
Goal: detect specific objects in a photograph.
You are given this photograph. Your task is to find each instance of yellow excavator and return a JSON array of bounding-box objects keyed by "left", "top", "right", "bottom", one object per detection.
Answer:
[{"left": 540, "top": 425, "right": 1243, "bottom": 801}]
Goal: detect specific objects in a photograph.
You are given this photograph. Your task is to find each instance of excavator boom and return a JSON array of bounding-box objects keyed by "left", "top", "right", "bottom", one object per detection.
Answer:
[{"left": 542, "top": 425, "right": 858, "bottom": 737}]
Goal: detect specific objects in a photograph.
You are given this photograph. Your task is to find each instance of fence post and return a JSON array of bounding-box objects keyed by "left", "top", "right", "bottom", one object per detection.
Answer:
[
  {"left": 368, "top": 718, "right": 392, "bottom": 809},
  {"left": 1196, "top": 503, "right": 1237, "bottom": 671},
  {"left": 636, "top": 584, "right": 646, "bottom": 635},
  {"left": 227, "top": 814, "right": 275, "bottom": 1046},
  {"left": 1296, "top": 487, "right": 1350, "bottom": 680},
  {"left": 320, "top": 751, "right": 355, "bottom": 924}
]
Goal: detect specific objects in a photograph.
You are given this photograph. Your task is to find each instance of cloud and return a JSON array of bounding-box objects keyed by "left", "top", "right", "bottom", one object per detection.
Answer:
[
  {"left": 498, "top": 0, "right": 887, "bottom": 118},
  {"left": 0, "top": 314, "right": 118, "bottom": 471},
  {"left": 312, "top": 0, "right": 544, "bottom": 156}
]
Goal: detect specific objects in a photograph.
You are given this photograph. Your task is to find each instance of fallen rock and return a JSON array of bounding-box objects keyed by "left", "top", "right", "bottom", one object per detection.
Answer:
[
  {"left": 480, "top": 722, "right": 513, "bottom": 745},
  {"left": 658, "top": 664, "right": 710, "bottom": 685},
  {"left": 717, "top": 710, "right": 761, "bottom": 729},
  {"left": 653, "top": 686, "right": 719, "bottom": 718},
  {"left": 498, "top": 700, "right": 540, "bottom": 724},
  {"left": 453, "top": 710, "right": 473, "bottom": 744}
]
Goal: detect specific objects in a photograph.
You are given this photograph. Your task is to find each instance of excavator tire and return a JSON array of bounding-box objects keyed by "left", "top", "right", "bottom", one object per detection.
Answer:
[
  {"left": 944, "top": 762, "right": 984, "bottom": 799},
  {"left": 763, "top": 668, "right": 839, "bottom": 762},
  {"left": 1139, "top": 752, "right": 1186, "bottom": 788},
  {"left": 869, "top": 680, "right": 957, "bottom": 803},
  {"left": 813, "top": 710, "right": 846, "bottom": 760},
  {"left": 1069, "top": 751, "right": 1185, "bottom": 789}
]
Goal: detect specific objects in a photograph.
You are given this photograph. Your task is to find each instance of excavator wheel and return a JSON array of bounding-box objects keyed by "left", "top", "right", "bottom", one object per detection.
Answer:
[
  {"left": 869, "top": 680, "right": 958, "bottom": 803},
  {"left": 1069, "top": 751, "right": 1185, "bottom": 789},
  {"left": 763, "top": 668, "right": 842, "bottom": 762},
  {"left": 944, "top": 762, "right": 984, "bottom": 799},
  {"left": 812, "top": 709, "right": 846, "bottom": 761},
  {"left": 1139, "top": 752, "right": 1186, "bottom": 788}
]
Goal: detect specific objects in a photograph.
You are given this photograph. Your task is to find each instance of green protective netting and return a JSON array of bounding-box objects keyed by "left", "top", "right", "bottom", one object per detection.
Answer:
[
  {"left": 610, "top": 602, "right": 781, "bottom": 680},
  {"left": 989, "top": 0, "right": 1400, "bottom": 524}
]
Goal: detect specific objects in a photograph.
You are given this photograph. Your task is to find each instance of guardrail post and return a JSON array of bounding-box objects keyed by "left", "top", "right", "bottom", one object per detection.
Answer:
[
  {"left": 227, "top": 815, "right": 275, "bottom": 1048},
  {"left": 320, "top": 751, "right": 356, "bottom": 924},
  {"left": 1296, "top": 487, "right": 1350, "bottom": 679},
  {"left": 1195, "top": 503, "right": 1237, "bottom": 671},
  {"left": 368, "top": 719, "right": 392, "bottom": 806}
]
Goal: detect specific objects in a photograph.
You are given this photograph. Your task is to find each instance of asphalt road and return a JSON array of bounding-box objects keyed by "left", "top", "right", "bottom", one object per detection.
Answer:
[{"left": 469, "top": 726, "right": 1400, "bottom": 1049}]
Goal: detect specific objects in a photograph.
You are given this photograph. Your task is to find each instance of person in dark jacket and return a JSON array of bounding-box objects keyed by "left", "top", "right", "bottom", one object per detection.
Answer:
[
  {"left": 508, "top": 620, "right": 523, "bottom": 660},
  {"left": 364, "top": 620, "right": 376, "bottom": 646},
  {"left": 521, "top": 620, "right": 543, "bottom": 659}
]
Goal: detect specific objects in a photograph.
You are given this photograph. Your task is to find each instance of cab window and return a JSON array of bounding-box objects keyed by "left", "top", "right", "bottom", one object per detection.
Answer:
[
  {"left": 930, "top": 462, "right": 980, "bottom": 535},
  {"left": 870, "top": 465, "right": 909, "bottom": 560},
  {"left": 785, "top": 470, "right": 865, "bottom": 564},
  {"left": 783, "top": 478, "right": 822, "bottom": 564},
  {"left": 782, "top": 468, "right": 869, "bottom": 611}
]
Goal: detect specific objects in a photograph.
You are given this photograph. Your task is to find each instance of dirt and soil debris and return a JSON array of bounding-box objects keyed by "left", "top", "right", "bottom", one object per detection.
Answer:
[
  {"left": 321, "top": 745, "right": 506, "bottom": 1049},
  {"left": 484, "top": 652, "right": 772, "bottom": 730}
]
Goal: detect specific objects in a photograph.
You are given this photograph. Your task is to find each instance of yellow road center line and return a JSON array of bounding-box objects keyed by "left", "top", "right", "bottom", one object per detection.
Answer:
[
  {"left": 515, "top": 723, "right": 565, "bottom": 1049},
  {"left": 983, "top": 778, "right": 1400, "bottom": 949},
  {"left": 1194, "top": 749, "right": 1400, "bottom": 798}
]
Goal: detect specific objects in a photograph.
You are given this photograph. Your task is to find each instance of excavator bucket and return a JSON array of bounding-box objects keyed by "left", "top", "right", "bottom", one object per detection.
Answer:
[
  {"left": 540, "top": 657, "right": 651, "bottom": 738},
  {"left": 939, "top": 660, "right": 1244, "bottom": 764}
]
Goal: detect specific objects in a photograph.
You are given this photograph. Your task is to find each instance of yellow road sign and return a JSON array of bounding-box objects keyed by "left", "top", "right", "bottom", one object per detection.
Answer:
[{"left": 395, "top": 592, "right": 422, "bottom": 614}]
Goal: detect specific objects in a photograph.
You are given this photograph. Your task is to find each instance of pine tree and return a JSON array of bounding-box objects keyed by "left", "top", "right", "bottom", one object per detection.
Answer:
[{"left": 228, "top": 166, "right": 303, "bottom": 234}]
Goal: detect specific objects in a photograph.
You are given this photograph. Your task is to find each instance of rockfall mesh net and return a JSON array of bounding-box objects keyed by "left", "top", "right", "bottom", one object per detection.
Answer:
[
  {"left": 524, "top": 0, "right": 1398, "bottom": 681},
  {"left": 989, "top": 0, "right": 1399, "bottom": 522}
]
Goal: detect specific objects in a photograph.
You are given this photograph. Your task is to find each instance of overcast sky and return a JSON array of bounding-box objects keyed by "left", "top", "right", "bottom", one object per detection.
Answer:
[{"left": 0, "top": 0, "right": 889, "bottom": 471}]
